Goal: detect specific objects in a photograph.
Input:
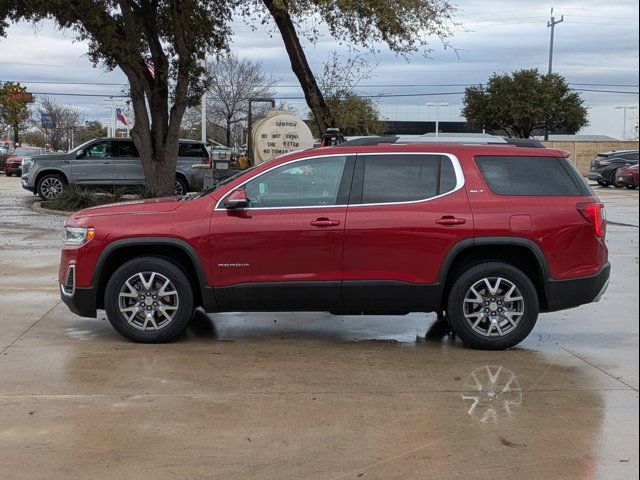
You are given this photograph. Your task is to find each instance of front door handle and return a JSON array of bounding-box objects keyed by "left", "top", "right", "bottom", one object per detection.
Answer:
[
  {"left": 436, "top": 216, "right": 466, "bottom": 226},
  {"left": 310, "top": 218, "right": 341, "bottom": 227}
]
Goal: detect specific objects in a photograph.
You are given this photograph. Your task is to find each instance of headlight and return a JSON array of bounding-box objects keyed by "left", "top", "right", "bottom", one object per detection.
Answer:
[
  {"left": 21, "top": 157, "right": 32, "bottom": 174},
  {"left": 63, "top": 227, "right": 95, "bottom": 245}
]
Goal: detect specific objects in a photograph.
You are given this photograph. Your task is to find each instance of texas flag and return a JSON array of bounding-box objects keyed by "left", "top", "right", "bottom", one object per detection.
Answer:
[{"left": 116, "top": 108, "right": 128, "bottom": 126}]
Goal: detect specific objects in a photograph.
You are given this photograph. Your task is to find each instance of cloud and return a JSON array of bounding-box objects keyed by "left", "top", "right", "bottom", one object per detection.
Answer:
[{"left": 0, "top": 0, "right": 637, "bottom": 138}]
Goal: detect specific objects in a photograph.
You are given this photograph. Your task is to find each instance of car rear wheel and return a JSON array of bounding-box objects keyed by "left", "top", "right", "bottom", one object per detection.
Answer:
[
  {"left": 612, "top": 169, "right": 626, "bottom": 188},
  {"left": 626, "top": 184, "right": 638, "bottom": 190},
  {"left": 104, "top": 256, "right": 194, "bottom": 343},
  {"left": 175, "top": 177, "right": 188, "bottom": 196},
  {"left": 37, "top": 174, "right": 66, "bottom": 200},
  {"left": 446, "top": 262, "right": 539, "bottom": 350},
  {"left": 597, "top": 180, "right": 609, "bottom": 187}
]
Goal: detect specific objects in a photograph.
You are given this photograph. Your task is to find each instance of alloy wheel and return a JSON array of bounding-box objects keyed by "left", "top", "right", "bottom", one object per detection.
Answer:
[
  {"left": 41, "top": 177, "right": 64, "bottom": 199},
  {"left": 463, "top": 277, "right": 525, "bottom": 337},
  {"left": 118, "top": 271, "right": 180, "bottom": 331}
]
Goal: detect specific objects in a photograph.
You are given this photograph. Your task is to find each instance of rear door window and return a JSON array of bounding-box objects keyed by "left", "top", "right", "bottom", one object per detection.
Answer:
[
  {"left": 475, "top": 156, "right": 590, "bottom": 196},
  {"left": 355, "top": 154, "right": 459, "bottom": 204},
  {"left": 178, "top": 143, "right": 207, "bottom": 158}
]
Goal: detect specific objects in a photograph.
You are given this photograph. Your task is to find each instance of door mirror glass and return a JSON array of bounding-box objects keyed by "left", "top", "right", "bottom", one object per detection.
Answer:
[
  {"left": 224, "top": 189, "right": 249, "bottom": 209},
  {"left": 76, "top": 149, "right": 84, "bottom": 159}
]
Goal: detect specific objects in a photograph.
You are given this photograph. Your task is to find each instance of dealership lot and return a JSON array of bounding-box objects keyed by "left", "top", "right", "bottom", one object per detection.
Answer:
[{"left": 0, "top": 176, "right": 637, "bottom": 479}]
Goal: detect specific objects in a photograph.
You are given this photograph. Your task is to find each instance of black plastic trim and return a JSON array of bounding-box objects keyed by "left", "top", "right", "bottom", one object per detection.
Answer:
[
  {"left": 61, "top": 286, "right": 97, "bottom": 318},
  {"left": 214, "top": 281, "right": 342, "bottom": 311},
  {"left": 342, "top": 280, "right": 442, "bottom": 312},
  {"left": 544, "top": 262, "right": 610, "bottom": 312}
]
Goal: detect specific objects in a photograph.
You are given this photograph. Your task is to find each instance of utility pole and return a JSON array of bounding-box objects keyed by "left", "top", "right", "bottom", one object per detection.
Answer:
[{"left": 545, "top": 8, "right": 563, "bottom": 141}]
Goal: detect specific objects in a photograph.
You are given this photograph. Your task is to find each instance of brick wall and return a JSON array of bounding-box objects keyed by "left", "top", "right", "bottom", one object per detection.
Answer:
[{"left": 542, "top": 141, "right": 640, "bottom": 175}]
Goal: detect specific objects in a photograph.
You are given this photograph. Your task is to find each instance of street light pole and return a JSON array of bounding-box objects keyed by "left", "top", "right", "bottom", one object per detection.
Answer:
[
  {"left": 614, "top": 105, "right": 638, "bottom": 140},
  {"left": 425, "top": 102, "right": 450, "bottom": 138}
]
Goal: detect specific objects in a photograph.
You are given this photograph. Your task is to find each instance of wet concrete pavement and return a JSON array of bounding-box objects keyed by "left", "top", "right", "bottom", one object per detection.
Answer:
[{"left": 0, "top": 176, "right": 638, "bottom": 479}]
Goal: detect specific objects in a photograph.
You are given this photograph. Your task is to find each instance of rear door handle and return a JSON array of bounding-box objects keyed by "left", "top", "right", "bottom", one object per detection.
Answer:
[
  {"left": 436, "top": 216, "right": 466, "bottom": 226},
  {"left": 310, "top": 218, "right": 341, "bottom": 227}
]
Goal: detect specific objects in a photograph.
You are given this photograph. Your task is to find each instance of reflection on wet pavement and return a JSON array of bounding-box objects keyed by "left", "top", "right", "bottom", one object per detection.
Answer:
[
  {"left": 461, "top": 365, "right": 522, "bottom": 424},
  {"left": 0, "top": 178, "right": 637, "bottom": 479}
]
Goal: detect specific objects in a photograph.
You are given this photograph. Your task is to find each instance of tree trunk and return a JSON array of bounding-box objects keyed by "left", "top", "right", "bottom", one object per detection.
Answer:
[
  {"left": 262, "top": 0, "right": 330, "bottom": 135},
  {"left": 126, "top": 75, "right": 178, "bottom": 197},
  {"left": 226, "top": 116, "right": 232, "bottom": 147},
  {"left": 12, "top": 123, "right": 19, "bottom": 145}
]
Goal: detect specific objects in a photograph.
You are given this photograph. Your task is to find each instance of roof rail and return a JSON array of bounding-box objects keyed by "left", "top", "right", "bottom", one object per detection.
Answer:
[{"left": 337, "top": 134, "right": 545, "bottom": 148}]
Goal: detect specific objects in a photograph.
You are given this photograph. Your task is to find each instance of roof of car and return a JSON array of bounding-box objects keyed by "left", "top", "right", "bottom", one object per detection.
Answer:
[
  {"left": 98, "top": 137, "right": 205, "bottom": 144},
  {"left": 599, "top": 150, "right": 639, "bottom": 155},
  {"left": 305, "top": 142, "right": 568, "bottom": 158}
]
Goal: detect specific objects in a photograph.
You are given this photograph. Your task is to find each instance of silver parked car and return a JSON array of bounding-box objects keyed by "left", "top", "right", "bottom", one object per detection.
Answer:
[{"left": 21, "top": 138, "right": 210, "bottom": 200}]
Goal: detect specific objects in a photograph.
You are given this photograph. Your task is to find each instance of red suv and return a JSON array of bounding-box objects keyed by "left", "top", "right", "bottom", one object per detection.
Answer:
[{"left": 59, "top": 139, "right": 610, "bottom": 349}]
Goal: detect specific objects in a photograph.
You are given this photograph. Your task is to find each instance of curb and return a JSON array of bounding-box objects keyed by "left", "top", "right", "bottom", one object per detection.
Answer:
[{"left": 32, "top": 201, "right": 73, "bottom": 217}]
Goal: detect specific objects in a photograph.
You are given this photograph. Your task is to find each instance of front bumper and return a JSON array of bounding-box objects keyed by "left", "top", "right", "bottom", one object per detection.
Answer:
[
  {"left": 544, "top": 262, "right": 611, "bottom": 312},
  {"left": 5, "top": 164, "right": 21, "bottom": 174},
  {"left": 61, "top": 286, "right": 98, "bottom": 318}
]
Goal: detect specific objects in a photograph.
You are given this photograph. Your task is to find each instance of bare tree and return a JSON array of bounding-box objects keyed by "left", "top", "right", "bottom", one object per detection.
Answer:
[
  {"left": 206, "top": 53, "right": 278, "bottom": 147},
  {"left": 31, "top": 97, "right": 83, "bottom": 151}
]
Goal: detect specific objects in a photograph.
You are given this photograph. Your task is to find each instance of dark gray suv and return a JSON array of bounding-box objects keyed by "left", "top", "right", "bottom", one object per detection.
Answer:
[{"left": 21, "top": 138, "right": 210, "bottom": 199}]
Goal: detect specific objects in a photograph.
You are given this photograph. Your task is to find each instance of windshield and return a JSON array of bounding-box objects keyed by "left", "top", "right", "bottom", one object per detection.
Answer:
[
  {"left": 13, "top": 148, "right": 41, "bottom": 156},
  {"left": 194, "top": 165, "right": 261, "bottom": 199}
]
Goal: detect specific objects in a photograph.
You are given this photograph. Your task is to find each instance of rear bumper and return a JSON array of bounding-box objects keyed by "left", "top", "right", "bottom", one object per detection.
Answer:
[
  {"left": 587, "top": 172, "right": 605, "bottom": 181},
  {"left": 544, "top": 262, "right": 611, "bottom": 312}
]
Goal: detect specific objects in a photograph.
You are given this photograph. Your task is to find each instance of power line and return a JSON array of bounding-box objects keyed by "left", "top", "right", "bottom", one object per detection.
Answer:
[{"left": 5, "top": 79, "right": 638, "bottom": 88}]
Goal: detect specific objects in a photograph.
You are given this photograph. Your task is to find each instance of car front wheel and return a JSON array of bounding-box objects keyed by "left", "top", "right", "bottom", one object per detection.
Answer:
[
  {"left": 37, "top": 174, "right": 66, "bottom": 200},
  {"left": 446, "top": 262, "right": 539, "bottom": 350},
  {"left": 104, "top": 256, "right": 194, "bottom": 343}
]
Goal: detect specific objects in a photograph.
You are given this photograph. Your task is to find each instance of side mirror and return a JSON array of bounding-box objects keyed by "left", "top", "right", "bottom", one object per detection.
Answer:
[
  {"left": 224, "top": 189, "right": 249, "bottom": 209},
  {"left": 76, "top": 150, "right": 85, "bottom": 159}
]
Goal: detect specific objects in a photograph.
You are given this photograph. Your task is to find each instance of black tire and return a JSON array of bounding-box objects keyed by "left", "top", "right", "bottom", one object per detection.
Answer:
[
  {"left": 446, "top": 262, "right": 539, "bottom": 350},
  {"left": 36, "top": 173, "right": 66, "bottom": 200},
  {"left": 612, "top": 169, "right": 626, "bottom": 188},
  {"left": 175, "top": 176, "right": 188, "bottom": 196},
  {"left": 596, "top": 180, "right": 609, "bottom": 187},
  {"left": 626, "top": 184, "right": 638, "bottom": 190},
  {"left": 104, "top": 256, "right": 194, "bottom": 343},
  {"left": 5, "top": 172, "right": 11, "bottom": 177}
]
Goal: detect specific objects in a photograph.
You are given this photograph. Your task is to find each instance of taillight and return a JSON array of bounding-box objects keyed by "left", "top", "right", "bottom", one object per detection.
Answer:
[
  {"left": 203, "top": 156, "right": 212, "bottom": 165},
  {"left": 577, "top": 202, "right": 606, "bottom": 237},
  {"left": 597, "top": 160, "right": 612, "bottom": 167}
]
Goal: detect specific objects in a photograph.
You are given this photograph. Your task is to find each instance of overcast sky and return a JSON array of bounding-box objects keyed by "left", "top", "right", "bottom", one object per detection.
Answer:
[{"left": 0, "top": 0, "right": 638, "bottom": 139}]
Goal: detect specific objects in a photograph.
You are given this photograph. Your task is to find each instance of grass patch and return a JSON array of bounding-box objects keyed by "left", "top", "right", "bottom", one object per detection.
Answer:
[{"left": 41, "top": 186, "right": 123, "bottom": 212}]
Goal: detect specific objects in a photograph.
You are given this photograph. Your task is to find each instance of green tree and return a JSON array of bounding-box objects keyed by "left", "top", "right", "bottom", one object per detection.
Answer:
[
  {"left": 1, "top": 1, "right": 233, "bottom": 195},
  {"left": 0, "top": 82, "right": 31, "bottom": 145},
  {"left": 242, "top": 0, "right": 455, "bottom": 135},
  {"left": 76, "top": 121, "right": 108, "bottom": 146},
  {"left": 462, "top": 69, "right": 589, "bottom": 138}
]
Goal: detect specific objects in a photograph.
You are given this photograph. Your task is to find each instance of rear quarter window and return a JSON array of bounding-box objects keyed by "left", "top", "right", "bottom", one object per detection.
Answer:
[
  {"left": 178, "top": 143, "right": 207, "bottom": 157},
  {"left": 475, "top": 155, "right": 591, "bottom": 196}
]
